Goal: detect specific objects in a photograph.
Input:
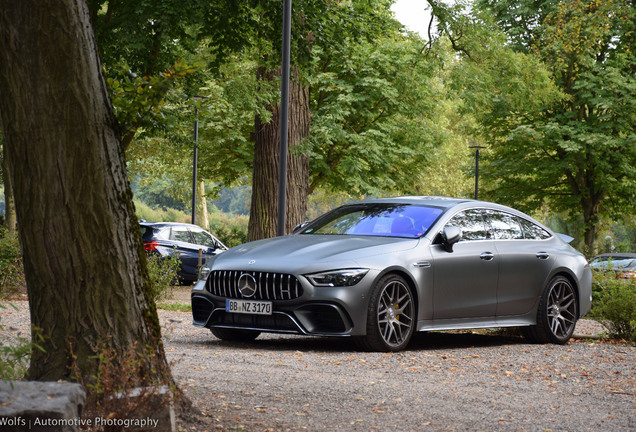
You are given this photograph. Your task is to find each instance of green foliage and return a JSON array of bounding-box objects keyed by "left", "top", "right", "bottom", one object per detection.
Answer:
[
  {"left": 134, "top": 199, "right": 189, "bottom": 224},
  {"left": 107, "top": 60, "right": 201, "bottom": 149},
  {"left": 434, "top": 0, "right": 636, "bottom": 253},
  {"left": 133, "top": 178, "right": 187, "bottom": 212},
  {"left": 210, "top": 185, "right": 251, "bottom": 216},
  {"left": 0, "top": 228, "right": 25, "bottom": 298},
  {"left": 306, "top": 33, "right": 446, "bottom": 196},
  {"left": 156, "top": 302, "right": 192, "bottom": 313},
  {"left": 145, "top": 253, "right": 181, "bottom": 302},
  {"left": 590, "top": 271, "right": 636, "bottom": 342},
  {"left": 208, "top": 209, "right": 249, "bottom": 248}
]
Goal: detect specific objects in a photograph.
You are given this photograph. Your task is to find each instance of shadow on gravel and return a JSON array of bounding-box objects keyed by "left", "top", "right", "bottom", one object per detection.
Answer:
[{"left": 195, "top": 331, "right": 526, "bottom": 353}]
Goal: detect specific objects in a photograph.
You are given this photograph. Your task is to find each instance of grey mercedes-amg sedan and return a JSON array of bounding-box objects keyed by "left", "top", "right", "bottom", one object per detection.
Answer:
[{"left": 191, "top": 196, "right": 592, "bottom": 352}]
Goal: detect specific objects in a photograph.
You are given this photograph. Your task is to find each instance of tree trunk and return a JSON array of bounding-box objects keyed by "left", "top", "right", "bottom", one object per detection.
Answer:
[
  {"left": 2, "top": 147, "right": 18, "bottom": 232},
  {"left": 581, "top": 195, "right": 602, "bottom": 257},
  {"left": 0, "top": 0, "right": 171, "bottom": 385},
  {"left": 196, "top": 180, "right": 209, "bottom": 230},
  {"left": 248, "top": 68, "right": 311, "bottom": 241}
]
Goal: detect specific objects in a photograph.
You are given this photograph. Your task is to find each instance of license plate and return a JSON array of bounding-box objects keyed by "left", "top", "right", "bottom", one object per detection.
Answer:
[{"left": 225, "top": 299, "right": 272, "bottom": 315}]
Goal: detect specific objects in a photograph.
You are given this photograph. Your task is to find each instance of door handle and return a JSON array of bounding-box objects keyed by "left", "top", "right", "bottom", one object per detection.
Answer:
[
  {"left": 480, "top": 252, "right": 495, "bottom": 261},
  {"left": 536, "top": 252, "right": 550, "bottom": 260}
]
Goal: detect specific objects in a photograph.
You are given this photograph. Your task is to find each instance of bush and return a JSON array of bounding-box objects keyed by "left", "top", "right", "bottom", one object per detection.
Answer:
[
  {"left": 145, "top": 253, "right": 181, "bottom": 302},
  {"left": 134, "top": 199, "right": 189, "bottom": 223},
  {"left": 590, "top": 270, "right": 636, "bottom": 342},
  {"left": 0, "top": 228, "right": 25, "bottom": 298},
  {"left": 208, "top": 211, "right": 248, "bottom": 248}
]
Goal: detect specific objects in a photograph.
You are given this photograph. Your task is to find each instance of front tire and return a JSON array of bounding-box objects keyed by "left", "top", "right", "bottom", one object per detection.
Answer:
[
  {"left": 525, "top": 275, "right": 578, "bottom": 344},
  {"left": 357, "top": 274, "right": 415, "bottom": 352}
]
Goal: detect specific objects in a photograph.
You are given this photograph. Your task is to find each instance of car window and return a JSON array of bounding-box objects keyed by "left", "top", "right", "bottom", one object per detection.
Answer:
[
  {"left": 518, "top": 218, "right": 551, "bottom": 240},
  {"left": 486, "top": 211, "right": 524, "bottom": 240},
  {"left": 304, "top": 204, "right": 443, "bottom": 238},
  {"left": 170, "top": 227, "right": 192, "bottom": 243},
  {"left": 191, "top": 229, "right": 217, "bottom": 247},
  {"left": 140, "top": 226, "right": 154, "bottom": 241},
  {"left": 590, "top": 256, "right": 635, "bottom": 269},
  {"left": 446, "top": 209, "right": 489, "bottom": 241}
]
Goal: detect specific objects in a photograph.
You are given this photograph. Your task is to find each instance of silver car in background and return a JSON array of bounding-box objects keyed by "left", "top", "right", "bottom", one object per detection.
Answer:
[{"left": 192, "top": 197, "right": 592, "bottom": 352}]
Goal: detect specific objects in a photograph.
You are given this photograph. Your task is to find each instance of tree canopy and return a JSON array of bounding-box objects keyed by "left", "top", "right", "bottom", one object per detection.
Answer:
[{"left": 429, "top": 0, "right": 636, "bottom": 253}]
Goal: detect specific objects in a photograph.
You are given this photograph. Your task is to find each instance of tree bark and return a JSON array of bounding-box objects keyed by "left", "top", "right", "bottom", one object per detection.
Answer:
[
  {"left": 196, "top": 180, "right": 209, "bottom": 230},
  {"left": 248, "top": 68, "right": 311, "bottom": 241},
  {"left": 0, "top": 0, "right": 171, "bottom": 384}
]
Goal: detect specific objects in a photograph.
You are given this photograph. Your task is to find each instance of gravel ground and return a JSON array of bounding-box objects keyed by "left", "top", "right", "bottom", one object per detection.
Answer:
[{"left": 2, "top": 294, "right": 634, "bottom": 432}]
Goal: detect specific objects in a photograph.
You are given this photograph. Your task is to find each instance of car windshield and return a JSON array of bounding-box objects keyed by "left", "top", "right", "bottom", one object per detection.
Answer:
[{"left": 302, "top": 204, "right": 444, "bottom": 238}]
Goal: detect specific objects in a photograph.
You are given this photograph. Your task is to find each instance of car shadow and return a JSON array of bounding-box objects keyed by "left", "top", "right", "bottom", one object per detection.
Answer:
[{"left": 196, "top": 330, "right": 527, "bottom": 353}]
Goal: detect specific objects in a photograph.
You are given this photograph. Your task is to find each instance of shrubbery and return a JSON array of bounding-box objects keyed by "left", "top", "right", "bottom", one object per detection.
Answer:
[
  {"left": 590, "top": 270, "right": 636, "bottom": 342},
  {"left": 145, "top": 253, "right": 181, "bottom": 302},
  {"left": 0, "top": 228, "right": 25, "bottom": 298},
  {"left": 209, "top": 211, "right": 248, "bottom": 248}
]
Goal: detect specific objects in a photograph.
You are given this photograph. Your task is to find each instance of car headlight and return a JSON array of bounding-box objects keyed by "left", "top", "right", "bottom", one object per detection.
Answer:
[
  {"left": 198, "top": 266, "right": 212, "bottom": 281},
  {"left": 305, "top": 269, "right": 369, "bottom": 287}
]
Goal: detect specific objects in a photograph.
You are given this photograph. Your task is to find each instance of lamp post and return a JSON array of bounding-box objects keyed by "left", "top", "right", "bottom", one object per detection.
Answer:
[
  {"left": 191, "top": 96, "right": 206, "bottom": 225},
  {"left": 277, "top": 0, "right": 292, "bottom": 237},
  {"left": 469, "top": 143, "right": 485, "bottom": 200}
]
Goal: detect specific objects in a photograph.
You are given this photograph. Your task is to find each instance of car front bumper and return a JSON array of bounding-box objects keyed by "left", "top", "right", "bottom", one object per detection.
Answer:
[{"left": 191, "top": 270, "right": 376, "bottom": 337}]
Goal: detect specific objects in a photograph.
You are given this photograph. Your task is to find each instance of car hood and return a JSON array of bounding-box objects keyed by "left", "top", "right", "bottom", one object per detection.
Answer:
[{"left": 207, "top": 234, "right": 420, "bottom": 274}]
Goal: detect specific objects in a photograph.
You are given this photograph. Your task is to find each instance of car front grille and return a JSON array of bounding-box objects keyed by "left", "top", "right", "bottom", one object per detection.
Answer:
[{"left": 205, "top": 270, "right": 303, "bottom": 300}]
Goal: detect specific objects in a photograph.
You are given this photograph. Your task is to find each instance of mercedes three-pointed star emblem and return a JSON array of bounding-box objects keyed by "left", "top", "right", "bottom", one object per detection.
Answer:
[{"left": 237, "top": 273, "right": 257, "bottom": 298}]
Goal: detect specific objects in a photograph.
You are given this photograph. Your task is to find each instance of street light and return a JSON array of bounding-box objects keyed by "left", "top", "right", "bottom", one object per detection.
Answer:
[
  {"left": 277, "top": 0, "right": 292, "bottom": 236},
  {"left": 191, "top": 96, "right": 207, "bottom": 225},
  {"left": 469, "top": 142, "right": 485, "bottom": 200}
]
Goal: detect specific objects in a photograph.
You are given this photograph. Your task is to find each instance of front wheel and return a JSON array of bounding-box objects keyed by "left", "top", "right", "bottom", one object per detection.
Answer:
[
  {"left": 356, "top": 274, "right": 415, "bottom": 352},
  {"left": 524, "top": 275, "right": 578, "bottom": 344}
]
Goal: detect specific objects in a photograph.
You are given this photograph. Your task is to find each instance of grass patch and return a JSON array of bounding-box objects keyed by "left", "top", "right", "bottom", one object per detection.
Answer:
[{"left": 156, "top": 302, "right": 192, "bottom": 312}]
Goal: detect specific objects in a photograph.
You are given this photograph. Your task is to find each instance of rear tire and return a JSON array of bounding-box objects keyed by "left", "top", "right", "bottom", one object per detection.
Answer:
[
  {"left": 524, "top": 275, "right": 578, "bottom": 344},
  {"left": 210, "top": 327, "right": 261, "bottom": 342},
  {"left": 356, "top": 274, "right": 415, "bottom": 352}
]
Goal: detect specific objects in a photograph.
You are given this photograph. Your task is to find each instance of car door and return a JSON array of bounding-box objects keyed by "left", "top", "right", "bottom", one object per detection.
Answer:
[
  {"left": 169, "top": 226, "right": 201, "bottom": 278},
  {"left": 189, "top": 228, "right": 221, "bottom": 262},
  {"left": 485, "top": 210, "right": 555, "bottom": 317},
  {"left": 431, "top": 209, "right": 499, "bottom": 320}
]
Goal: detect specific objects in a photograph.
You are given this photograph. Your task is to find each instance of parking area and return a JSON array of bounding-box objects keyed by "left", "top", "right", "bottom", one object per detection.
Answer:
[
  {"left": 159, "top": 300, "right": 635, "bottom": 431},
  {"left": 2, "top": 298, "right": 633, "bottom": 431}
]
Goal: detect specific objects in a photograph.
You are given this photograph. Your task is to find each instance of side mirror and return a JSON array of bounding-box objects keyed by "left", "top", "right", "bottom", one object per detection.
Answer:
[
  {"left": 441, "top": 226, "right": 462, "bottom": 252},
  {"left": 293, "top": 221, "right": 309, "bottom": 233}
]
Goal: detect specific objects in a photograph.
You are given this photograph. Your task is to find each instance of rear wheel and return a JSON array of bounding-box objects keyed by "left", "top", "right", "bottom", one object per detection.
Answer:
[
  {"left": 356, "top": 274, "right": 415, "bottom": 352},
  {"left": 524, "top": 275, "right": 578, "bottom": 344},
  {"left": 210, "top": 327, "right": 261, "bottom": 342}
]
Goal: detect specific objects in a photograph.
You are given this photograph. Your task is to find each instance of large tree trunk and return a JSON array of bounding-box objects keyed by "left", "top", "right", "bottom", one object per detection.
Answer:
[
  {"left": 248, "top": 69, "right": 311, "bottom": 241},
  {"left": 0, "top": 0, "right": 171, "bottom": 384}
]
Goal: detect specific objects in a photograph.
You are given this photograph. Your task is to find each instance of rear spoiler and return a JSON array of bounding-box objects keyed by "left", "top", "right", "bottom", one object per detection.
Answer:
[{"left": 556, "top": 233, "right": 574, "bottom": 244}]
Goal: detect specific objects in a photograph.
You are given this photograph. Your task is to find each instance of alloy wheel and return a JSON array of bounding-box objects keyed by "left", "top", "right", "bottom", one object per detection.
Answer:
[
  {"left": 546, "top": 278, "right": 577, "bottom": 339},
  {"left": 376, "top": 278, "right": 414, "bottom": 348}
]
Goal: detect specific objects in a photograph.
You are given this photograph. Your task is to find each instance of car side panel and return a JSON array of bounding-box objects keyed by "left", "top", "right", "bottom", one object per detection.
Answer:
[
  {"left": 494, "top": 239, "right": 555, "bottom": 316},
  {"left": 430, "top": 240, "right": 499, "bottom": 319}
]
